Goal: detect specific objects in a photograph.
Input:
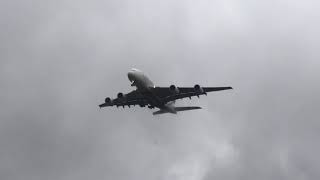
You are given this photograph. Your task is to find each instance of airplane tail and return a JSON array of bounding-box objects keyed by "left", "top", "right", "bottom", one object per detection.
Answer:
[
  {"left": 153, "top": 106, "right": 201, "bottom": 115},
  {"left": 175, "top": 106, "right": 202, "bottom": 111}
]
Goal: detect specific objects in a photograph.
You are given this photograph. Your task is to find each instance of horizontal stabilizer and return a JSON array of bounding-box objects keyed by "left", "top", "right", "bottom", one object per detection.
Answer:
[
  {"left": 174, "top": 106, "right": 202, "bottom": 112},
  {"left": 153, "top": 106, "right": 201, "bottom": 115},
  {"left": 152, "top": 110, "right": 167, "bottom": 115}
]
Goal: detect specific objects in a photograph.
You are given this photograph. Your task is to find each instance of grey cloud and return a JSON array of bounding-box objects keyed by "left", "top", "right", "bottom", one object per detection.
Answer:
[{"left": 1, "top": 0, "right": 320, "bottom": 180}]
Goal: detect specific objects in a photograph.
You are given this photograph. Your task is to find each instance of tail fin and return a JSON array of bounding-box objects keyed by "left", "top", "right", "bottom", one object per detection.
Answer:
[{"left": 152, "top": 106, "right": 201, "bottom": 115}]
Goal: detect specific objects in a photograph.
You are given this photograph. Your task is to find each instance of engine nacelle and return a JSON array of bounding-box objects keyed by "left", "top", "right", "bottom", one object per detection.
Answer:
[
  {"left": 117, "top": 92, "right": 127, "bottom": 102},
  {"left": 117, "top": 92, "right": 124, "bottom": 98},
  {"left": 105, "top": 97, "right": 112, "bottom": 103},
  {"left": 194, "top": 84, "right": 204, "bottom": 93},
  {"left": 169, "top": 85, "right": 180, "bottom": 94}
]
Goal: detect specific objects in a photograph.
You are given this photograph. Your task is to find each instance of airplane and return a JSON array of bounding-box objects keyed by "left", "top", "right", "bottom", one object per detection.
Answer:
[{"left": 99, "top": 68, "right": 232, "bottom": 115}]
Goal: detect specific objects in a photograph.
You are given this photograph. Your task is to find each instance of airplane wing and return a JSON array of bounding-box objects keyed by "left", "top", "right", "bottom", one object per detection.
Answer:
[
  {"left": 152, "top": 86, "right": 232, "bottom": 103},
  {"left": 99, "top": 90, "right": 148, "bottom": 108}
]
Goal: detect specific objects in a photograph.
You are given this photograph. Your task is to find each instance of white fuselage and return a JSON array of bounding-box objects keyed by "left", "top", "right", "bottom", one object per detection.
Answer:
[
  {"left": 127, "top": 68, "right": 177, "bottom": 113},
  {"left": 127, "top": 68, "right": 155, "bottom": 91}
]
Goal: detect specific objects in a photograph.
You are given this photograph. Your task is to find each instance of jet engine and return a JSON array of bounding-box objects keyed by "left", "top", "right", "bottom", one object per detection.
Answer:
[
  {"left": 169, "top": 85, "right": 180, "bottom": 94},
  {"left": 105, "top": 97, "right": 112, "bottom": 103},
  {"left": 117, "top": 92, "right": 127, "bottom": 102},
  {"left": 194, "top": 84, "right": 204, "bottom": 93},
  {"left": 117, "top": 92, "right": 124, "bottom": 98}
]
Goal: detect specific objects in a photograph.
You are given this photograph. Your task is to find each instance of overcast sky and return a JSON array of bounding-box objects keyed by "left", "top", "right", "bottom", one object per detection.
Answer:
[{"left": 1, "top": 0, "right": 320, "bottom": 180}]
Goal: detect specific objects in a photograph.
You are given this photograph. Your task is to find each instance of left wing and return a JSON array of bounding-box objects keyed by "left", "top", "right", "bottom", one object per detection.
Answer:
[
  {"left": 152, "top": 86, "right": 232, "bottom": 103},
  {"left": 99, "top": 90, "right": 148, "bottom": 108}
]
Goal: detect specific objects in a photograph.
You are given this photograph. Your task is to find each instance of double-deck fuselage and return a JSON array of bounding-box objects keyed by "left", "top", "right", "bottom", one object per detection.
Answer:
[{"left": 127, "top": 68, "right": 176, "bottom": 113}]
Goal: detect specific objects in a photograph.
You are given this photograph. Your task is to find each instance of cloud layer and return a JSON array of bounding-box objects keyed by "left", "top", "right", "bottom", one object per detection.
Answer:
[{"left": 1, "top": 0, "right": 319, "bottom": 180}]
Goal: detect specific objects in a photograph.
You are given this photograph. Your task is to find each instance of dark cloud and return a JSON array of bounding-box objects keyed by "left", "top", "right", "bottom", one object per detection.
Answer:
[{"left": 1, "top": 0, "right": 319, "bottom": 180}]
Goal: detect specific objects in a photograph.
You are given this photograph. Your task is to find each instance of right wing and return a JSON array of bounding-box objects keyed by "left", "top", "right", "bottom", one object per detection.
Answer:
[
  {"left": 152, "top": 86, "right": 232, "bottom": 103},
  {"left": 99, "top": 90, "right": 149, "bottom": 108}
]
